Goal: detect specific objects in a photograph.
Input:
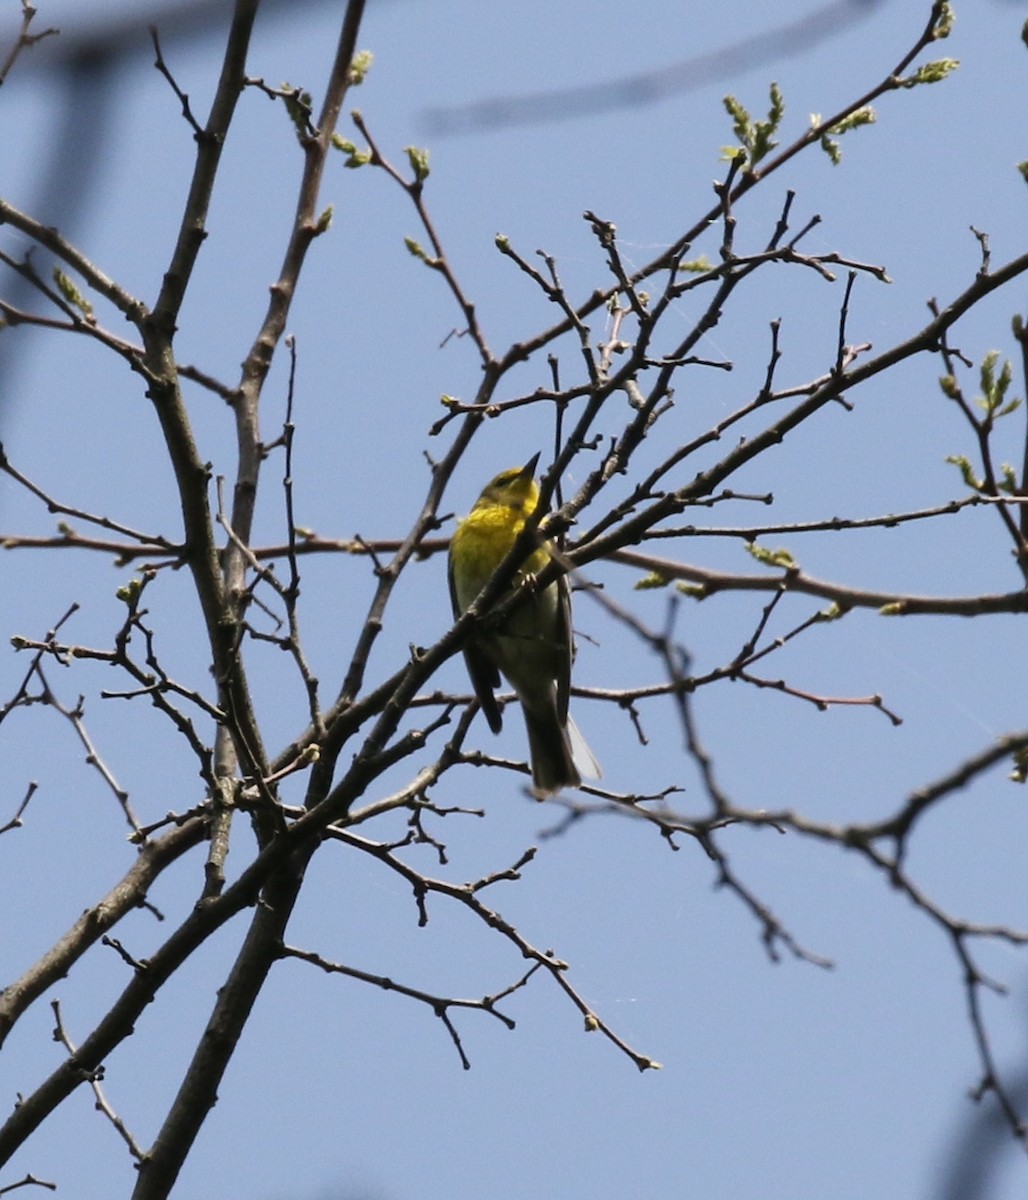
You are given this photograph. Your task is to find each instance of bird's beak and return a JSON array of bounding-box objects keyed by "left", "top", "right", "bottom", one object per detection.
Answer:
[{"left": 519, "top": 452, "right": 541, "bottom": 479}]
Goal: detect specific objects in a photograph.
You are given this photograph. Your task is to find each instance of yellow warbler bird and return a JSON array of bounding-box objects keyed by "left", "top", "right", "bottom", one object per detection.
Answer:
[{"left": 448, "top": 454, "right": 599, "bottom": 796}]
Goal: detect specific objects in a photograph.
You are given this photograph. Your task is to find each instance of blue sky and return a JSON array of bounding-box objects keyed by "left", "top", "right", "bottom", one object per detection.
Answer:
[{"left": 2, "top": 2, "right": 1028, "bottom": 1198}]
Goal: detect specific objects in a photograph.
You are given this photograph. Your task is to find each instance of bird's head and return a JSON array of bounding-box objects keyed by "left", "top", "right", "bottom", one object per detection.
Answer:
[{"left": 474, "top": 452, "right": 541, "bottom": 514}]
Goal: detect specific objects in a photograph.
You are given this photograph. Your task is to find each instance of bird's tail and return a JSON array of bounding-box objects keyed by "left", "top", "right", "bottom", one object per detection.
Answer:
[{"left": 522, "top": 707, "right": 600, "bottom": 799}]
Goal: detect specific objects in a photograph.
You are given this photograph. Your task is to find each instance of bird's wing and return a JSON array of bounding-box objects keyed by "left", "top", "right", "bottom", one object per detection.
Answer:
[{"left": 448, "top": 549, "right": 504, "bottom": 734}]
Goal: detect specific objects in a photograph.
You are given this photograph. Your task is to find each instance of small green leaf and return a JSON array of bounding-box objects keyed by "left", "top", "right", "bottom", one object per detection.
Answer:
[
  {"left": 676, "top": 582, "right": 708, "bottom": 599},
  {"left": 116, "top": 577, "right": 146, "bottom": 604},
  {"left": 945, "top": 454, "right": 984, "bottom": 490},
  {"left": 330, "top": 133, "right": 371, "bottom": 167},
  {"left": 634, "top": 571, "right": 671, "bottom": 590},
  {"left": 746, "top": 542, "right": 797, "bottom": 569},
  {"left": 938, "top": 374, "right": 960, "bottom": 400},
  {"left": 403, "top": 237, "right": 440, "bottom": 269},
  {"left": 679, "top": 256, "right": 712, "bottom": 273},
  {"left": 722, "top": 94, "right": 752, "bottom": 146},
  {"left": 816, "top": 105, "right": 876, "bottom": 163},
  {"left": 829, "top": 106, "right": 876, "bottom": 136},
  {"left": 976, "top": 350, "right": 1014, "bottom": 415},
  {"left": 898, "top": 58, "right": 959, "bottom": 88},
  {"left": 998, "top": 463, "right": 1018, "bottom": 494},
  {"left": 817, "top": 135, "right": 842, "bottom": 166},
  {"left": 768, "top": 82, "right": 785, "bottom": 128},
  {"left": 348, "top": 50, "right": 374, "bottom": 86},
  {"left": 281, "top": 82, "right": 314, "bottom": 136},
  {"left": 52, "top": 268, "right": 94, "bottom": 319},
  {"left": 750, "top": 82, "right": 784, "bottom": 163},
  {"left": 314, "top": 205, "right": 333, "bottom": 234},
  {"left": 933, "top": 2, "right": 955, "bottom": 40},
  {"left": 723, "top": 83, "right": 785, "bottom": 168},
  {"left": 404, "top": 145, "right": 431, "bottom": 184}
]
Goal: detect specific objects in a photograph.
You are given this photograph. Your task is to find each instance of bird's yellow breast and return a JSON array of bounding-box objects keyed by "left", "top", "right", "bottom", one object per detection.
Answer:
[{"left": 450, "top": 502, "right": 550, "bottom": 612}]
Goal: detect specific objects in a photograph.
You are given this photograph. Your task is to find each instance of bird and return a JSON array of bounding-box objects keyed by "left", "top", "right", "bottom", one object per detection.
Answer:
[{"left": 448, "top": 453, "right": 600, "bottom": 797}]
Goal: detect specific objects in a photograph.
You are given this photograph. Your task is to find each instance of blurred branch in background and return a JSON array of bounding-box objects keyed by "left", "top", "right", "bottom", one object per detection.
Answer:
[
  {"left": 0, "top": 0, "right": 335, "bottom": 433},
  {"left": 423, "top": 0, "right": 885, "bottom": 133}
]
